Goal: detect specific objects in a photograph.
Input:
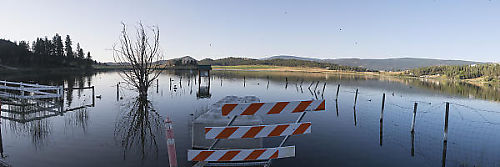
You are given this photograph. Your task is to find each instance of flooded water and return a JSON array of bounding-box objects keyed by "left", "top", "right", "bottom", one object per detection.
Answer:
[{"left": 1, "top": 70, "right": 500, "bottom": 167}]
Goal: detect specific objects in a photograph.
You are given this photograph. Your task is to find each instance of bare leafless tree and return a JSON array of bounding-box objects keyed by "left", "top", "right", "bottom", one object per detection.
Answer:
[{"left": 113, "top": 22, "right": 163, "bottom": 97}]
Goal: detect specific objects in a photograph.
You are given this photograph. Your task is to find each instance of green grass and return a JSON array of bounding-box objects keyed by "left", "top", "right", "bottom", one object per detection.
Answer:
[{"left": 212, "top": 65, "right": 279, "bottom": 69}]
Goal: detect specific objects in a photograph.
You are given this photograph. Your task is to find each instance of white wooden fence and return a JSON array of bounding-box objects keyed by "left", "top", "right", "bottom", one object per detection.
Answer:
[{"left": 0, "top": 80, "right": 63, "bottom": 99}]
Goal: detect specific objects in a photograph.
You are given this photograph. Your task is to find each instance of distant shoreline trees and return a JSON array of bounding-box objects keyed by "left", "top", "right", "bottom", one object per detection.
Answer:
[
  {"left": 198, "top": 57, "right": 373, "bottom": 72},
  {"left": 405, "top": 64, "right": 500, "bottom": 80},
  {"left": 0, "top": 34, "right": 95, "bottom": 69}
]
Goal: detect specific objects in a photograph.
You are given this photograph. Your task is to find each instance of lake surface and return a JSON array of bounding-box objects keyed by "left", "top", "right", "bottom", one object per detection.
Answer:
[{"left": 1, "top": 70, "right": 500, "bottom": 167}]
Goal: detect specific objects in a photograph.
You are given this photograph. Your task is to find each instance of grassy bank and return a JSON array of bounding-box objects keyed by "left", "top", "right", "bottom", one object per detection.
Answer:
[
  {"left": 213, "top": 65, "right": 380, "bottom": 75},
  {"left": 213, "top": 65, "right": 500, "bottom": 87}
]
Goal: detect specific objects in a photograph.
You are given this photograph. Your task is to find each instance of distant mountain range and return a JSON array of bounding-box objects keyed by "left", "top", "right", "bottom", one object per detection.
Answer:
[{"left": 263, "top": 55, "right": 480, "bottom": 71}]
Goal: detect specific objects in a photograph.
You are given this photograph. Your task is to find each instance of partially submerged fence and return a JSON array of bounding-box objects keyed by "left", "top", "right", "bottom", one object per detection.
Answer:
[{"left": 0, "top": 80, "right": 63, "bottom": 99}]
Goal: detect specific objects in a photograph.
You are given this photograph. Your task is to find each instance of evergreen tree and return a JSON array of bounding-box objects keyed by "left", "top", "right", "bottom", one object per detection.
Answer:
[
  {"left": 53, "top": 34, "right": 64, "bottom": 57},
  {"left": 86, "top": 51, "right": 92, "bottom": 60},
  {"left": 18, "top": 41, "right": 29, "bottom": 51},
  {"left": 65, "top": 35, "right": 73, "bottom": 58},
  {"left": 76, "top": 43, "right": 84, "bottom": 59}
]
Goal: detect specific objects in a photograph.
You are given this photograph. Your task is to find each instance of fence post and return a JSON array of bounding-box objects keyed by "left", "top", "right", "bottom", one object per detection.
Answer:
[
  {"left": 442, "top": 102, "right": 450, "bottom": 167},
  {"left": 411, "top": 102, "right": 418, "bottom": 133},
  {"left": 116, "top": 83, "right": 120, "bottom": 101},
  {"left": 335, "top": 99, "right": 339, "bottom": 117},
  {"left": 444, "top": 102, "right": 449, "bottom": 142},
  {"left": 285, "top": 77, "right": 288, "bottom": 90},
  {"left": 380, "top": 93, "right": 385, "bottom": 121},
  {"left": 92, "top": 86, "right": 95, "bottom": 106},
  {"left": 336, "top": 84, "right": 340, "bottom": 100},
  {"left": 321, "top": 82, "right": 326, "bottom": 97},
  {"left": 354, "top": 89, "right": 359, "bottom": 108}
]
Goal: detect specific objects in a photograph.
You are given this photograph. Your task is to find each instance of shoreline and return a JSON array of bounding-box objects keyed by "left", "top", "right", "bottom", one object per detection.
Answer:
[{"left": 212, "top": 65, "right": 500, "bottom": 87}]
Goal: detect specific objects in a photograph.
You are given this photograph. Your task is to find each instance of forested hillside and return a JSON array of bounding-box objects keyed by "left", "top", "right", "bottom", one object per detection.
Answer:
[
  {"left": 198, "top": 57, "right": 372, "bottom": 72},
  {"left": 0, "top": 34, "right": 95, "bottom": 69},
  {"left": 405, "top": 64, "right": 500, "bottom": 80}
]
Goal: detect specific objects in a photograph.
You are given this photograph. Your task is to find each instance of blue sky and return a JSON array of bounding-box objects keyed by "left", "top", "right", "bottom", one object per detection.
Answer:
[{"left": 1, "top": 0, "right": 499, "bottom": 62}]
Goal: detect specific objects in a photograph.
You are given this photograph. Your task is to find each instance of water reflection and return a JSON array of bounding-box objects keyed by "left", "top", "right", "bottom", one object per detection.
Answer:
[
  {"left": 114, "top": 94, "right": 162, "bottom": 160},
  {"left": 0, "top": 72, "right": 95, "bottom": 148},
  {"left": 0, "top": 70, "right": 499, "bottom": 167},
  {"left": 212, "top": 70, "right": 500, "bottom": 102}
]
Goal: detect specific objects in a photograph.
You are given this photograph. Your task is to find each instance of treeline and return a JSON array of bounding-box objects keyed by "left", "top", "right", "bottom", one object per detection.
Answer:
[
  {"left": 198, "top": 57, "right": 372, "bottom": 72},
  {"left": 405, "top": 64, "right": 500, "bottom": 80},
  {"left": 0, "top": 34, "right": 95, "bottom": 69}
]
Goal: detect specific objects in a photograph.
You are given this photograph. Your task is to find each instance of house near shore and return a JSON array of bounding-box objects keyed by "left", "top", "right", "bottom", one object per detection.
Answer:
[{"left": 164, "top": 56, "right": 198, "bottom": 66}]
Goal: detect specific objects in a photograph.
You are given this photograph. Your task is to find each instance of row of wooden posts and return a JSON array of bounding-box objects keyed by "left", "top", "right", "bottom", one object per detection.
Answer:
[
  {"left": 345, "top": 85, "right": 450, "bottom": 167},
  {"left": 239, "top": 76, "right": 451, "bottom": 166}
]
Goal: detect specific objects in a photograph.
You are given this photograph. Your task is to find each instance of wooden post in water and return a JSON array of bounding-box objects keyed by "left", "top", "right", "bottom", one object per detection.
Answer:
[
  {"left": 380, "top": 93, "right": 385, "bottom": 121},
  {"left": 116, "top": 83, "right": 119, "bottom": 101},
  {"left": 335, "top": 99, "right": 339, "bottom": 117},
  {"left": 321, "top": 82, "right": 326, "bottom": 97},
  {"left": 287, "top": 77, "right": 290, "bottom": 89},
  {"left": 92, "top": 86, "right": 95, "bottom": 106},
  {"left": 379, "top": 114, "right": 383, "bottom": 146},
  {"left": 444, "top": 102, "right": 450, "bottom": 142},
  {"left": 336, "top": 84, "right": 340, "bottom": 100},
  {"left": 354, "top": 89, "right": 359, "bottom": 108},
  {"left": 411, "top": 129, "right": 415, "bottom": 156},
  {"left": 170, "top": 78, "right": 172, "bottom": 90},
  {"left": 156, "top": 79, "right": 159, "bottom": 93},
  {"left": 411, "top": 102, "right": 418, "bottom": 133},
  {"left": 266, "top": 76, "right": 269, "bottom": 89},
  {"left": 243, "top": 76, "right": 246, "bottom": 87},
  {"left": 441, "top": 102, "right": 450, "bottom": 167}
]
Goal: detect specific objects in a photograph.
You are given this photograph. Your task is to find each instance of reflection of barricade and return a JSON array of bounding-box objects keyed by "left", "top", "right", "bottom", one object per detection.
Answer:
[{"left": 189, "top": 99, "right": 325, "bottom": 167}]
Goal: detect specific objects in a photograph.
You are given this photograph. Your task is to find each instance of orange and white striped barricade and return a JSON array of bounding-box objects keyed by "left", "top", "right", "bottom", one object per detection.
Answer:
[
  {"left": 221, "top": 100, "right": 325, "bottom": 116},
  {"left": 190, "top": 99, "right": 325, "bottom": 165},
  {"left": 205, "top": 122, "right": 311, "bottom": 139},
  {"left": 188, "top": 146, "right": 295, "bottom": 162}
]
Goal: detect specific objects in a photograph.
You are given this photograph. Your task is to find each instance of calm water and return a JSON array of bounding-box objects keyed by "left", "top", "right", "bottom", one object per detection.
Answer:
[{"left": 1, "top": 70, "right": 500, "bottom": 167}]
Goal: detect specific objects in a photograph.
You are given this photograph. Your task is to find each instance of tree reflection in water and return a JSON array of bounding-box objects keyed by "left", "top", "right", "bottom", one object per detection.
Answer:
[{"left": 114, "top": 95, "right": 162, "bottom": 160}]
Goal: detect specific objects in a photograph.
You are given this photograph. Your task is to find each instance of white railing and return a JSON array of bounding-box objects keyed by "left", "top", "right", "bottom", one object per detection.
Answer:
[{"left": 0, "top": 80, "right": 63, "bottom": 99}]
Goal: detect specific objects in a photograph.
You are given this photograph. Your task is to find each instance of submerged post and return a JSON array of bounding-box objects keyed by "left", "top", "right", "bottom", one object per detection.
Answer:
[
  {"left": 157, "top": 79, "right": 159, "bottom": 93},
  {"left": 411, "top": 102, "right": 418, "bottom": 133},
  {"left": 444, "top": 102, "right": 450, "bottom": 142},
  {"left": 380, "top": 93, "right": 385, "bottom": 121},
  {"left": 336, "top": 84, "right": 340, "bottom": 100},
  {"left": 116, "top": 83, "right": 120, "bottom": 101},
  {"left": 354, "top": 89, "right": 359, "bottom": 108},
  {"left": 321, "top": 82, "right": 326, "bottom": 97},
  {"left": 92, "top": 86, "right": 95, "bottom": 106},
  {"left": 243, "top": 76, "right": 246, "bottom": 87},
  {"left": 411, "top": 129, "right": 415, "bottom": 156},
  {"left": 335, "top": 99, "right": 339, "bottom": 117},
  {"left": 285, "top": 77, "right": 288, "bottom": 90}
]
